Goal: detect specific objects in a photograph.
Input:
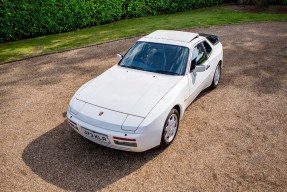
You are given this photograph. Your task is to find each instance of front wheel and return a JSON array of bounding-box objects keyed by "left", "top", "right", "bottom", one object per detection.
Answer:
[
  {"left": 210, "top": 63, "right": 221, "bottom": 89},
  {"left": 160, "top": 108, "right": 179, "bottom": 148}
]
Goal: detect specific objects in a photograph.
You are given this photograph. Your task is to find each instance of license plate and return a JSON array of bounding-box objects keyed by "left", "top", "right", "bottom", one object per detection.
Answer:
[{"left": 82, "top": 128, "right": 110, "bottom": 143}]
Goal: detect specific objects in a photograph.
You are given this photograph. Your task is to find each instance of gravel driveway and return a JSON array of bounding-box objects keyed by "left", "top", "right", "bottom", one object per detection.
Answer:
[{"left": 1, "top": 22, "right": 286, "bottom": 192}]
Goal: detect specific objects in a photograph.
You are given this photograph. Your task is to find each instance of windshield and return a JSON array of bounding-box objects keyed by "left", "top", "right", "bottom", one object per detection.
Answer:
[{"left": 119, "top": 41, "right": 189, "bottom": 75}]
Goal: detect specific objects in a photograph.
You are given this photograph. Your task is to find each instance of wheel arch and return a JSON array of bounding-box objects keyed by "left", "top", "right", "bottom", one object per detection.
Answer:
[
  {"left": 218, "top": 60, "right": 223, "bottom": 67},
  {"left": 173, "top": 104, "right": 183, "bottom": 119}
]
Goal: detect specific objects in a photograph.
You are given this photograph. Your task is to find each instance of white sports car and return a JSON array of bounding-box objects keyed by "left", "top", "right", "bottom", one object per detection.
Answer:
[{"left": 67, "top": 30, "right": 223, "bottom": 152}]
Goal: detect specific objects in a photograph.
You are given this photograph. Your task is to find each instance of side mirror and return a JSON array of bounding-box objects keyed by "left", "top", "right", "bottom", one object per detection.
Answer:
[
  {"left": 117, "top": 54, "right": 123, "bottom": 62},
  {"left": 195, "top": 65, "right": 206, "bottom": 72}
]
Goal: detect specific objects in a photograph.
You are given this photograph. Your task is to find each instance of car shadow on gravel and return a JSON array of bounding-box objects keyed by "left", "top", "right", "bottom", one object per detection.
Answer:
[{"left": 22, "top": 121, "right": 163, "bottom": 191}]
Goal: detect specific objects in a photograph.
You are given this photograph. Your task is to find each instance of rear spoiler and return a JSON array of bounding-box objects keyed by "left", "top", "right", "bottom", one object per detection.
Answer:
[{"left": 199, "top": 33, "right": 220, "bottom": 45}]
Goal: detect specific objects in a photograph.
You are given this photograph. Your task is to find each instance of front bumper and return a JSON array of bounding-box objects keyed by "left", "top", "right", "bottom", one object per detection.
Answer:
[{"left": 66, "top": 111, "right": 155, "bottom": 152}]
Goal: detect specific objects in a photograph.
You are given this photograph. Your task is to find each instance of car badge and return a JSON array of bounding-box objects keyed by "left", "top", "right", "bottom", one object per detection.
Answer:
[{"left": 99, "top": 112, "right": 104, "bottom": 116}]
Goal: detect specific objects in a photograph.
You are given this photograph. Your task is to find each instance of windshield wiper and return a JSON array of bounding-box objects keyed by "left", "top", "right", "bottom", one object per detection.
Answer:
[
  {"left": 121, "top": 65, "right": 145, "bottom": 71},
  {"left": 121, "top": 65, "right": 179, "bottom": 75},
  {"left": 151, "top": 70, "right": 179, "bottom": 75}
]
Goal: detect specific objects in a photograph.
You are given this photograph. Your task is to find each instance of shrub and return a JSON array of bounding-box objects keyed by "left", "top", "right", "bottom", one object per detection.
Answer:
[{"left": 0, "top": 0, "right": 225, "bottom": 43}]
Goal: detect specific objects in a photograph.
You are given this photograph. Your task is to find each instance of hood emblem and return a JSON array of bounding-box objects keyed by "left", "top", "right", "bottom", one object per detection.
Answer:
[{"left": 99, "top": 112, "right": 104, "bottom": 116}]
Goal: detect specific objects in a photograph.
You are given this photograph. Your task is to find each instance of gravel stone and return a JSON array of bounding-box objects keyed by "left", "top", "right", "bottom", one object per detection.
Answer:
[{"left": 0, "top": 22, "right": 286, "bottom": 192}]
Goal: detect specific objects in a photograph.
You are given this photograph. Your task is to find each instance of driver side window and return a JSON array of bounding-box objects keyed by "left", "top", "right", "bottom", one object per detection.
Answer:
[{"left": 190, "top": 43, "right": 207, "bottom": 72}]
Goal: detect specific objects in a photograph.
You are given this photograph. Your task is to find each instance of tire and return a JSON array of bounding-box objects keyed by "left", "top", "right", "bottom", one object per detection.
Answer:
[
  {"left": 160, "top": 108, "right": 179, "bottom": 148},
  {"left": 210, "top": 63, "right": 221, "bottom": 89}
]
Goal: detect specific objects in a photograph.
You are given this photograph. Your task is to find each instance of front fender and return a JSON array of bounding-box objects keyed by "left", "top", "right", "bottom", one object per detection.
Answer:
[{"left": 135, "top": 76, "right": 189, "bottom": 146}]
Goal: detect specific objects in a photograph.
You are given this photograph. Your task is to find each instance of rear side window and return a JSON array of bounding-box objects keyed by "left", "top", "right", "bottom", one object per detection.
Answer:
[
  {"left": 199, "top": 33, "right": 220, "bottom": 45},
  {"left": 190, "top": 43, "right": 207, "bottom": 71},
  {"left": 203, "top": 41, "right": 212, "bottom": 55}
]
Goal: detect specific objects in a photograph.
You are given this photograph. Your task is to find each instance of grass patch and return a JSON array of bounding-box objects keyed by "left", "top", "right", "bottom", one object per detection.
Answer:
[{"left": 1, "top": 7, "right": 286, "bottom": 63}]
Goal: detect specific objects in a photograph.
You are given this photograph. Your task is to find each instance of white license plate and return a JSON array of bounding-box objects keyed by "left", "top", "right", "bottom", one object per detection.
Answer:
[{"left": 82, "top": 128, "right": 110, "bottom": 143}]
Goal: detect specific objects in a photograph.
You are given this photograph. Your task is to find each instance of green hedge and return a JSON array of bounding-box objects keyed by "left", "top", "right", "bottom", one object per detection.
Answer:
[{"left": 0, "top": 0, "right": 226, "bottom": 43}]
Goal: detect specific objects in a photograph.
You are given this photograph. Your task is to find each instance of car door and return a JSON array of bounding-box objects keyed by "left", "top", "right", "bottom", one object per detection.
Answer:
[{"left": 186, "top": 42, "right": 210, "bottom": 103}]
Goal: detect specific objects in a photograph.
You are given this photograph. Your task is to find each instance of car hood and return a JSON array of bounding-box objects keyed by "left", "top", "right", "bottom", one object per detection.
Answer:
[{"left": 76, "top": 65, "right": 182, "bottom": 117}]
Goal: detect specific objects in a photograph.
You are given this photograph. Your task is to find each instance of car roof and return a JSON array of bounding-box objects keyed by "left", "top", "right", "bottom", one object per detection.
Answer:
[
  {"left": 146, "top": 30, "right": 199, "bottom": 42},
  {"left": 139, "top": 30, "right": 201, "bottom": 48}
]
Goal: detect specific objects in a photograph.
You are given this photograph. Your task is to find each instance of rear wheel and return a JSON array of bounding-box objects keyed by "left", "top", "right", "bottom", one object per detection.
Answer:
[
  {"left": 210, "top": 63, "right": 221, "bottom": 89},
  {"left": 160, "top": 108, "right": 179, "bottom": 148}
]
